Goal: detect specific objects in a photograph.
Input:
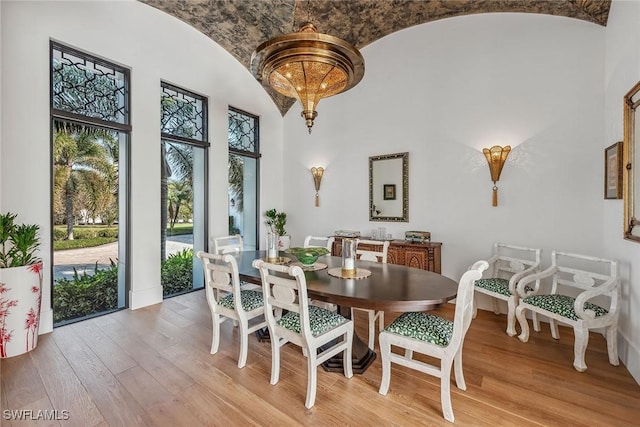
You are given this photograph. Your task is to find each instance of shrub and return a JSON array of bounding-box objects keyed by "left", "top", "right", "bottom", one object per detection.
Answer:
[
  {"left": 53, "top": 261, "right": 118, "bottom": 323},
  {"left": 161, "top": 248, "right": 194, "bottom": 296}
]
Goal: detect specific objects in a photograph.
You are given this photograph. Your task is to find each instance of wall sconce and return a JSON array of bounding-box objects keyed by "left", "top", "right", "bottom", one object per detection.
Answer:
[
  {"left": 483, "top": 145, "right": 511, "bottom": 206},
  {"left": 311, "top": 167, "right": 324, "bottom": 207}
]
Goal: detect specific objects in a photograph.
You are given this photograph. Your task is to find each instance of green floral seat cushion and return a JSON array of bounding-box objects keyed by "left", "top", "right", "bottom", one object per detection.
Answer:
[
  {"left": 475, "top": 278, "right": 533, "bottom": 297},
  {"left": 218, "top": 290, "right": 264, "bottom": 311},
  {"left": 522, "top": 294, "right": 608, "bottom": 321},
  {"left": 384, "top": 312, "right": 452, "bottom": 347},
  {"left": 277, "top": 305, "right": 348, "bottom": 337}
]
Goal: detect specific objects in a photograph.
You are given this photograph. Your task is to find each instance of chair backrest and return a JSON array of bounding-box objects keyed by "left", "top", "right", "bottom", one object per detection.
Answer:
[
  {"left": 356, "top": 239, "right": 389, "bottom": 263},
  {"left": 252, "top": 259, "right": 312, "bottom": 345},
  {"left": 453, "top": 260, "right": 489, "bottom": 345},
  {"left": 303, "top": 235, "right": 335, "bottom": 251},
  {"left": 487, "top": 243, "right": 541, "bottom": 284},
  {"left": 197, "top": 251, "right": 242, "bottom": 310},
  {"left": 212, "top": 234, "right": 243, "bottom": 254},
  {"left": 548, "top": 251, "right": 618, "bottom": 301}
]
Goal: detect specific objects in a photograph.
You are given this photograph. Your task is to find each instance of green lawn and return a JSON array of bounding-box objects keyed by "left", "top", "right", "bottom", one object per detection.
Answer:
[{"left": 53, "top": 223, "right": 194, "bottom": 250}]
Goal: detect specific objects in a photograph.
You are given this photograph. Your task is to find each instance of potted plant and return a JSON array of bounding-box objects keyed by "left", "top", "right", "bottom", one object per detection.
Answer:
[
  {"left": 264, "top": 208, "right": 290, "bottom": 250},
  {"left": 0, "top": 212, "right": 43, "bottom": 358}
]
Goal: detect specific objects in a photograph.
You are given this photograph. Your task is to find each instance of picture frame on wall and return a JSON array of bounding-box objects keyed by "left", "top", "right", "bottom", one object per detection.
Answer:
[
  {"left": 383, "top": 184, "right": 396, "bottom": 200},
  {"left": 604, "top": 141, "right": 623, "bottom": 199}
]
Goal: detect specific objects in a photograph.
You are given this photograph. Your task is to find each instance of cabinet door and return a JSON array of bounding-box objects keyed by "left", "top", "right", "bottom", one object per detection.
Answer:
[{"left": 404, "top": 248, "right": 427, "bottom": 270}]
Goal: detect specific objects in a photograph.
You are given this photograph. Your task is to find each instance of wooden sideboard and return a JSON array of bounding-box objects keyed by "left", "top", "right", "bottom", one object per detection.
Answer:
[{"left": 331, "top": 237, "right": 442, "bottom": 274}]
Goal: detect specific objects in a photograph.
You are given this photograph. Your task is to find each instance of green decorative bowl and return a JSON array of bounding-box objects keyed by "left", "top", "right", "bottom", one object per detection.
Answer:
[{"left": 287, "top": 247, "right": 330, "bottom": 266}]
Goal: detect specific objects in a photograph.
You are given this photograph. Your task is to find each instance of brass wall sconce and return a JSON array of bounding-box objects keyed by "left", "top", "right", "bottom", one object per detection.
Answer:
[
  {"left": 311, "top": 167, "right": 324, "bottom": 207},
  {"left": 483, "top": 145, "right": 511, "bottom": 206}
]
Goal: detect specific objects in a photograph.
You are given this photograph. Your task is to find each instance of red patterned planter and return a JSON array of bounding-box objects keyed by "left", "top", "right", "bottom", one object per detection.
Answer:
[{"left": 0, "top": 263, "right": 43, "bottom": 358}]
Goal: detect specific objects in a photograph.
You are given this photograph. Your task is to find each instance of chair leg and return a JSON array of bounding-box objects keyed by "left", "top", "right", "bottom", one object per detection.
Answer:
[
  {"left": 440, "top": 358, "right": 455, "bottom": 422},
  {"left": 211, "top": 313, "right": 221, "bottom": 354},
  {"left": 305, "top": 350, "right": 318, "bottom": 409},
  {"left": 573, "top": 327, "right": 589, "bottom": 372},
  {"left": 378, "top": 334, "right": 391, "bottom": 395},
  {"left": 606, "top": 325, "right": 620, "bottom": 366},
  {"left": 453, "top": 347, "right": 466, "bottom": 391},
  {"left": 491, "top": 297, "right": 500, "bottom": 315},
  {"left": 237, "top": 319, "right": 249, "bottom": 368},
  {"left": 270, "top": 334, "right": 281, "bottom": 385},
  {"left": 516, "top": 305, "right": 530, "bottom": 343},
  {"left": 506, "top": 297, "right": 518, "bottom": 337},
  {"left": 532, "top": 312, "right": 540, "bottom": 332},
  {"left": 378, "top": 311, "right": 385, "bottom": 332},
  {"left": 472, "top": 294, "right": 478, "bottom": 319},
  {"left": 344, "top": 327, "right": 354, "bottom": 379},
  {"left": 550, "top": 319, "right": 559, "bottom": 340},
  {"left": 368, "top": 311, "right": 376, "bottom": 350}
]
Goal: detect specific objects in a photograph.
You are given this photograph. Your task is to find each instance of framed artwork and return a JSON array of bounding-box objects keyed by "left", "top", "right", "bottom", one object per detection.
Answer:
[
  {"left": 605, "top": 141, "right": 623, "bottom": 199},
  {"left": 383, "top": 184, "right": 396, "bottom": 200}
]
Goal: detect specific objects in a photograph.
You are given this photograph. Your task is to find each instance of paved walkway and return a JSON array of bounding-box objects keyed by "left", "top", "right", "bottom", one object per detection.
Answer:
[{"left": 53, "top": 235, "right": 194, "bottom": 281}]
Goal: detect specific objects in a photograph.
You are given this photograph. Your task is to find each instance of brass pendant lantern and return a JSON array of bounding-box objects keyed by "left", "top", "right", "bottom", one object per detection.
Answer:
[{"left": 251, "top": 22, "right": 365, "bottom": 133}]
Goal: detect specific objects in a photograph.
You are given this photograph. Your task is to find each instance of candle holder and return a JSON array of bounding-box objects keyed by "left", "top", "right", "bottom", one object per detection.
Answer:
[
  {"left": 267, "top": 232, "right": 279, "bottom": 262},
  {"left": 342, "top": 238, "right": 357, "bottom": 278}
]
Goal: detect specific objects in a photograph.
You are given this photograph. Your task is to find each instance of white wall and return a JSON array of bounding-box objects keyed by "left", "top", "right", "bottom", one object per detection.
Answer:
[
  {"left": 603, "top": 0, "right": 640, "bottom": 383},
  {"left": 0, "top": 0, "right": 283, "bottom": 332},
  {"left": 284, "top": 13, "right": 605, "bottom": 276},
  {"left": 282, "top": 12, "right": 640, "bottom": 380}
]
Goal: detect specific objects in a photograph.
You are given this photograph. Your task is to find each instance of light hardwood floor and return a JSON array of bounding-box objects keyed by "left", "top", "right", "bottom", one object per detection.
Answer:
[{"left": 1, "top": 290, "right": 639, "bottom": 426}]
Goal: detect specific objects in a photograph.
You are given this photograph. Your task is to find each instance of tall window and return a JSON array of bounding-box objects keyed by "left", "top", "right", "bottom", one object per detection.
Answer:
[
  {"left": 228, "top": 107, "right": 260, "bottom": 250},
  {"left": 160, "top": 82, "right": 208, "bottom": 297},
  {"left": 50, "top": 42, "right": 130, "bottom": 325}
]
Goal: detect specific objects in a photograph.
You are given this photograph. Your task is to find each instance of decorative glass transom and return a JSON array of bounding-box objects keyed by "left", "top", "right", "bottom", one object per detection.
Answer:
[
  {"left": 52, "top": 45, "right": 128, "bottom": 124},
  {"left": 161, "top": 83, "right": 206, "bottom": 142},
  {"left": 228, "top": 107, "right": 258, "bottom": 153}
]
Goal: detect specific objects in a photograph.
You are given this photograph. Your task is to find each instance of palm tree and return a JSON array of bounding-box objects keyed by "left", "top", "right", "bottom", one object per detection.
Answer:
[
  {"left": 160, "top": 141, "right": 193, "bottom": 260},
  {"left": 53, "top": 121, "right": 116, "bottom": 240}
]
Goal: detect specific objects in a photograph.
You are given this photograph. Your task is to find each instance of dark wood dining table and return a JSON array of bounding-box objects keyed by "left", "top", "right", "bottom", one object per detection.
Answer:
[{"left": 231, "top": 250, "right": 458, "bottom": 373}]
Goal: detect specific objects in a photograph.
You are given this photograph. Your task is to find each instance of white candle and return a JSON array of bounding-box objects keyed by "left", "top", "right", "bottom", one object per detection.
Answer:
[
  {"left": 268, "top": 248, "right": 278, "bottom": 259},
  {"left": 344, "top": 258, "right": 355, "bottom": 270}
]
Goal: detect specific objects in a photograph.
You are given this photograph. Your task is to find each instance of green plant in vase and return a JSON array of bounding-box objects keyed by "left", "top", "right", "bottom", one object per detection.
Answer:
[{"left": 264, "top": 208, "right": 290, "bottom": 250}]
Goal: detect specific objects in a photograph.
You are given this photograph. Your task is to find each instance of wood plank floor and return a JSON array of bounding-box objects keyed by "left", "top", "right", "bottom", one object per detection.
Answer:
[{"left": 1, "top": 290, "right": 639, "bottom": 426}]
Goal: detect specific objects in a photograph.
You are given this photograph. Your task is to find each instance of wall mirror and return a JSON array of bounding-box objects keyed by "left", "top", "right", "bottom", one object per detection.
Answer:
[
  {"left": 369, "top": 152, "right": 409, "bottom": 222},
  {"left": 624, "top": 81, "right": 640, "bottom": 242}
]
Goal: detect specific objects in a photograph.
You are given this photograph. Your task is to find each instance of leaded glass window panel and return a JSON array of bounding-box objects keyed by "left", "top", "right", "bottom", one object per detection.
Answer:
[
  {"left": 161, "top": 83, "right": 206, "bottom": 142},
  {"left": 52, "top": 44, "right": 128, "bottom": 124},
  {"left": 228, "top": 107, "right": 258, "bottom": 153}
]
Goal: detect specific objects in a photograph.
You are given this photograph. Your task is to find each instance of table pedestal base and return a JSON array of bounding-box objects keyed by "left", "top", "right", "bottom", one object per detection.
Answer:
[{"left": 321, "top": 305, "right": 376, "bottom": 373}]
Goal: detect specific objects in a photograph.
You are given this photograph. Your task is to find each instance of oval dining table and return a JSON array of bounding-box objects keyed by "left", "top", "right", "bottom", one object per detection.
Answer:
[{"left": 230, "top": 250, "right": 459, "bottom": 373}]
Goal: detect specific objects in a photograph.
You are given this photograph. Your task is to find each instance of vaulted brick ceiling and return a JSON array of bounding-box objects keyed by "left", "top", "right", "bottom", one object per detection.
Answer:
[{"left": 140, "top": 0, "right": 611, "bottom": 115}]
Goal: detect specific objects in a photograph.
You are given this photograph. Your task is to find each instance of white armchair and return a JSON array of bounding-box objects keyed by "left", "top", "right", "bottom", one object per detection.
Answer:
[
  {"left": 472, "top": 243, "right": 541, "bottom": 336},
  {"left": 515, "top": 251, "right": 620, "bottom": 372}
]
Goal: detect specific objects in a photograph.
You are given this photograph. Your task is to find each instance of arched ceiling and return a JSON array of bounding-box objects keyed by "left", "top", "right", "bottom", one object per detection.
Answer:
[{"left": 139, "top": 0, "right": 611, "bottom": 116}]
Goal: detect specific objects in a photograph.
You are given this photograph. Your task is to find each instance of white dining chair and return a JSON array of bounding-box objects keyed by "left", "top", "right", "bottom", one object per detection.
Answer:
[
  {"left": 352, "top": 239, "right": 389, "bottom": 350},
  {"left": 303, "top": 235, "right": 335, "bottom": 251},
  {"left": 196, "top": 251, "right": 267, "bottom": 368},
  {"left": 378, "top": 260, "right": 489, "bottom": 423},
  {"left": 303, "top": 235, "right": 336, "bottom": 311},
  {"left": 212, "top": 234, "right": 243, "bottom": 254},
  {"left": 252, "top": 259, "right": 354, "bottom": 409}
]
